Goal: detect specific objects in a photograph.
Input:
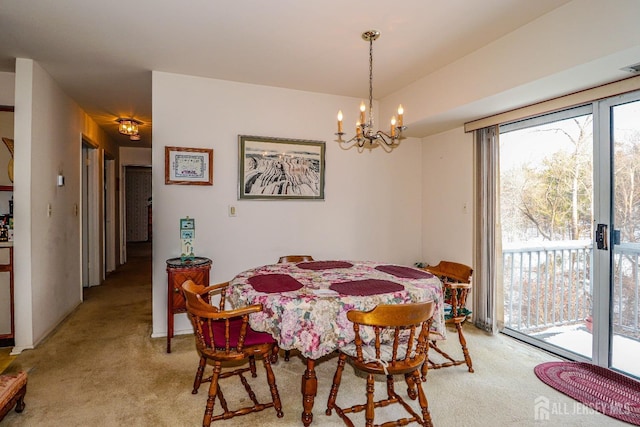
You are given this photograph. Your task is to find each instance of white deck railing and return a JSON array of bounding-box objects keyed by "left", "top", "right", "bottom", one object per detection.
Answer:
[{"left": 503, "top": 240, "right": 640, "bottom": 340}]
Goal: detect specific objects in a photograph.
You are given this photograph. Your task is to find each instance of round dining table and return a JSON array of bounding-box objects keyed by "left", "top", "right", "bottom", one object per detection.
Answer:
[{"left": 227, "top": 260, "right": 445, "bottom": 426}]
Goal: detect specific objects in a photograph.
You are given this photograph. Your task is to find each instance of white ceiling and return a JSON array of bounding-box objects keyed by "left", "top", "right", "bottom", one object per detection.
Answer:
[{"left": 0, "top": 0, "right": 574, "bottom": 146}]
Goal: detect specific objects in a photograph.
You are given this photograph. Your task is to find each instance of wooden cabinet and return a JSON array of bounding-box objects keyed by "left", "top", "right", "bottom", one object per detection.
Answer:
[
  {"left": 0, "top": 246, "right": 14, "bottom": 347},
  {"left": 165, "top": 257, "right": 212, "bottom": 353}
]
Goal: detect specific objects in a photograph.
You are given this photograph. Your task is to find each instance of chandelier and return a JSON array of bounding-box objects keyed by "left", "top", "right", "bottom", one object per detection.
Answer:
[
  {"left": 335, "top": 30, "right": 405, "bottom": 152},
  {"left": 117, "top": 118, "right": 142, "bottom": 141}
]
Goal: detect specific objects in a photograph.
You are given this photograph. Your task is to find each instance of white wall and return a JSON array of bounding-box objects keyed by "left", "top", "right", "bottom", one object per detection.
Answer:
[
  {"left": 120, "top": 146, "right": 152, "bottom": 166},
  {"left": 420, "top": 127, "right": 473, "bottom": 267},
  {"left": 13, "top": 59, "right": 117, "bottom": 352},
  {"left": 151, "top": 72, "right": 423, "bottom": 337},
  {"left": 382, "top": 0, "right": 640, "bottom": 137}
]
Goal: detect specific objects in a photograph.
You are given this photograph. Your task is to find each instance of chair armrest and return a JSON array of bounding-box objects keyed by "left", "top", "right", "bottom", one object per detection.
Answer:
[
  {"left": 210, "top": 303, "right": 264, "bottom": 321},
  {"left": 201, "top": 282, "right": 229, "bottom": 294}
]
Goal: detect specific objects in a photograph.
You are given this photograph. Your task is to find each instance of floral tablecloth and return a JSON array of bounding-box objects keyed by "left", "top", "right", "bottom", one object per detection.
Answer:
[{"left": 228, "top": 260, "right": 445, "bottom": 360}]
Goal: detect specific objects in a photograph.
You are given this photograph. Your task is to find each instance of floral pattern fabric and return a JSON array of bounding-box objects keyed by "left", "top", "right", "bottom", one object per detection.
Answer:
[{"left": 227, "top": 261, "right": 445, "bottom": 360}]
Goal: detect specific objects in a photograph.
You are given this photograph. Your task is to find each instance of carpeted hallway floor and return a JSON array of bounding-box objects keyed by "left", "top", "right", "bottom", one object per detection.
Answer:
[{"left": 1, "top": 244, "right": 627, "bottom": 426}]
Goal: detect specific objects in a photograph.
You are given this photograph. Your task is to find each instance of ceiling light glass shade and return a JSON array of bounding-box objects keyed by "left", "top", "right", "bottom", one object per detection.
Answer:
[
  {"left": 118, "top": 119, "right": 139, "bottom": 136},
  {"left": 129, "top": 134, "right": 141, "bottom": 141}
]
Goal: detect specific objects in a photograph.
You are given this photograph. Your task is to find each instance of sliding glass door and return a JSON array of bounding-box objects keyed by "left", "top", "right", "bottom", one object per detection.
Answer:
[
  {"left": 499, "top": 106, "right": 594, "bottom": 360},
  {"left": 601, "top": 93, "right": 640, "bottom": 377},
  {"left": 498, "top": 90, "right": 640, "bottom": 379}
]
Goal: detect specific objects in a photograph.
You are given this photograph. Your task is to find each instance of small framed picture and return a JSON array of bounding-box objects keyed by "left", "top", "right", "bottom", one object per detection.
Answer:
[
  {"left": 238, "top": 135, "right": 325, "bottom": 200},
  {"left": 165, "top": 146, "right": 213, "bottom": 185},
  {"left": 180, "top": 218, "right": 195, "bottom": 230},
  {"left": 180, "top": 230, "right": 194, "bottom": 239}
]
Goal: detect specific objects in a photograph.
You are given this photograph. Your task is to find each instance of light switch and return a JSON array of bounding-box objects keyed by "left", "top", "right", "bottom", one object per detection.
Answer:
[{"left": 229, "top": 205, "right": 237, "bottom": 217}]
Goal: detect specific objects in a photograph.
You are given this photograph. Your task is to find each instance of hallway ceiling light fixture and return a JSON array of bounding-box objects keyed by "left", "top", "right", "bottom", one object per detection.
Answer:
[
  {"left": 335, "top": 30, "right": 406, "bottom": 153},
  {"left": 117, "top": 118, "right": 140, "bottom": 136}
]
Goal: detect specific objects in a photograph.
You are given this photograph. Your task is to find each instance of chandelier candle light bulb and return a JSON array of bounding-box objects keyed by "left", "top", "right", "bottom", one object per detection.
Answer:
[{"left": 334, "top": 30, "right": 406, "bottom": 152}]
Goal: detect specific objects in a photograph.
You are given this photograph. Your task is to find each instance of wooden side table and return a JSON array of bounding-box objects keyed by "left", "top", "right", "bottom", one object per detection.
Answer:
[
  {"left": 166, "top": 256, "right": 212, "bottom": 353},
  {"left": 0, "top": 246, "right": 14, "bottom": 347}
]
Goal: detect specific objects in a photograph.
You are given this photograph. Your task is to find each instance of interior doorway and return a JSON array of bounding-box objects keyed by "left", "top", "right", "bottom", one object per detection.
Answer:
[{"left": 124, "top": 166, "right": 152, "bottom": 244}]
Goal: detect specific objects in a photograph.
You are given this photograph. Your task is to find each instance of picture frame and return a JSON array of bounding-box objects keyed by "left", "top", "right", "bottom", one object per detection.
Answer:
[
  {"left": 180, "top": 218, "right": 195, "bottom": 230},
  {"left": 238, "top": 135, "right": 325, "bottom": 200},
  {"left": 165, "top": 146, "right": 213, "bottom": 185}
]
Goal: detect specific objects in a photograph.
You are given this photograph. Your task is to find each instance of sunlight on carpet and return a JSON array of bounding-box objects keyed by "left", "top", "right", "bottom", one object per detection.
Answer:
[{"left": 0, "top": 347, "right": 15, "bottom": 374}]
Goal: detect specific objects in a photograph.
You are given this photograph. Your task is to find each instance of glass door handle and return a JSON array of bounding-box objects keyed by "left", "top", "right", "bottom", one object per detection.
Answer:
[{"left": 595, "top": 224, "right": 608, "bottom": 250}]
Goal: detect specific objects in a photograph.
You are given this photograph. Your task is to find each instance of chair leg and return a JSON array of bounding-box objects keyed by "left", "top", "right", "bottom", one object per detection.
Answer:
[
  {"left": 326, "top": 352, "right": 347, "bottom": 415},
  {"left": 203, "top": 362, "right": 222, "bottom": 427},
  {"left": 193, "top": 356, "right": 207, "bottom": 394},
  {"left": 284, "top": 350, "right": 290, "bottom": 361},
  {"left": 421, "top": 351, "right": 430, "bottom": 381},
  {"left": 263, "top": 352, "right": 284, "bottom": 417},
  {"left": 386, "top": 374, "right": 395, "bottom": 399},
  {"left": 413, "top": 370, "right": 433, "bottom": 427},
  {"left": 455, "top": 322, "right": 474, "bottom": 373},
  {"left": 249, "top": 355, "right": 257, "bottom": 377},
  {"left": 270, "top": 346, "right": 279, "bottom": 363},
  {"left": 365, "top": 373, "right": 375, "bottom": 427},
  {"left": 405, "top": 372, "right": 418, "bottom": 400}
]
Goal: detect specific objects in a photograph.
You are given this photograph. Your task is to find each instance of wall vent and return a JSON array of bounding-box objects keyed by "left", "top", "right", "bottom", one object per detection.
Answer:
[{"left": 621, "top": 62, "right": 640, "bottom": 74}]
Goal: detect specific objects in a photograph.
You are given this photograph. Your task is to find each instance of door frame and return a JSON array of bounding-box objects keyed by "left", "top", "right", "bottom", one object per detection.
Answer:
[{"left": 81, "top": 137, "right": 102, "bottom": 288}]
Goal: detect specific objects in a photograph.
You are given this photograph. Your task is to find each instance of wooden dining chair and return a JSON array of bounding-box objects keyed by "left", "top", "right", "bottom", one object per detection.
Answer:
[
  {"left": 182, "top": 280, "right": 283, "bottom": 426},
  {"left": 326, "top": 301, "right": 436, "bottom": 427},
  {"left": 277, "top": 254, "right": 314, "bottom": 361},
  {"left": 277, "top": 254, "right": 314, "bottom": 263},
  {"left": 422, "top": 261, "right": 474, "bottom": 377}
]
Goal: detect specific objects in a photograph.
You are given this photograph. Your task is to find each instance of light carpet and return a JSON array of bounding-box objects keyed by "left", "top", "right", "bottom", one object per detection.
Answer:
[{"left": 0, "top": 247, "right": 629, "bottom": 426}]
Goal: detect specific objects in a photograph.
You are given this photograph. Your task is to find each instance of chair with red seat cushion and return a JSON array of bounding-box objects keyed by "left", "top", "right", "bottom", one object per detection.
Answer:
[
  {"left": 277, "top": 255, "right": 314, "bottom": 264},
  {"left": 182, "top": 280, "right": 283, "bottom": 426}
]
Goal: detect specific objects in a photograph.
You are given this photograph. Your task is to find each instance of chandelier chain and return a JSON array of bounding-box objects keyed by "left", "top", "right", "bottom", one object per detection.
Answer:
[{"left": 368, "top": 36, "right": 374, "bottom": 130}]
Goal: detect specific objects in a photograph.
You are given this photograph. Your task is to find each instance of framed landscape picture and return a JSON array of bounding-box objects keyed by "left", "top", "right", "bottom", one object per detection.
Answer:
[
  {"left": 238, "top": 135, "right": 325, "bottom": 200},
  {"left": 165, "top": 146, "right": 213, "bottom": 185}
]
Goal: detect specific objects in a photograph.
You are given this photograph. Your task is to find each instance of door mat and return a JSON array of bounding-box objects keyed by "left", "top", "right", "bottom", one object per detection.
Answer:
[{"left": 534, "top": 361, "right": 640, "bottom": 425}]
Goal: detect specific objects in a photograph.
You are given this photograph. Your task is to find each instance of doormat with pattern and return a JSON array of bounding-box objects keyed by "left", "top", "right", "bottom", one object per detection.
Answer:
[{"left": 534, "top": 361, "right": 640, "bottom": 425}]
